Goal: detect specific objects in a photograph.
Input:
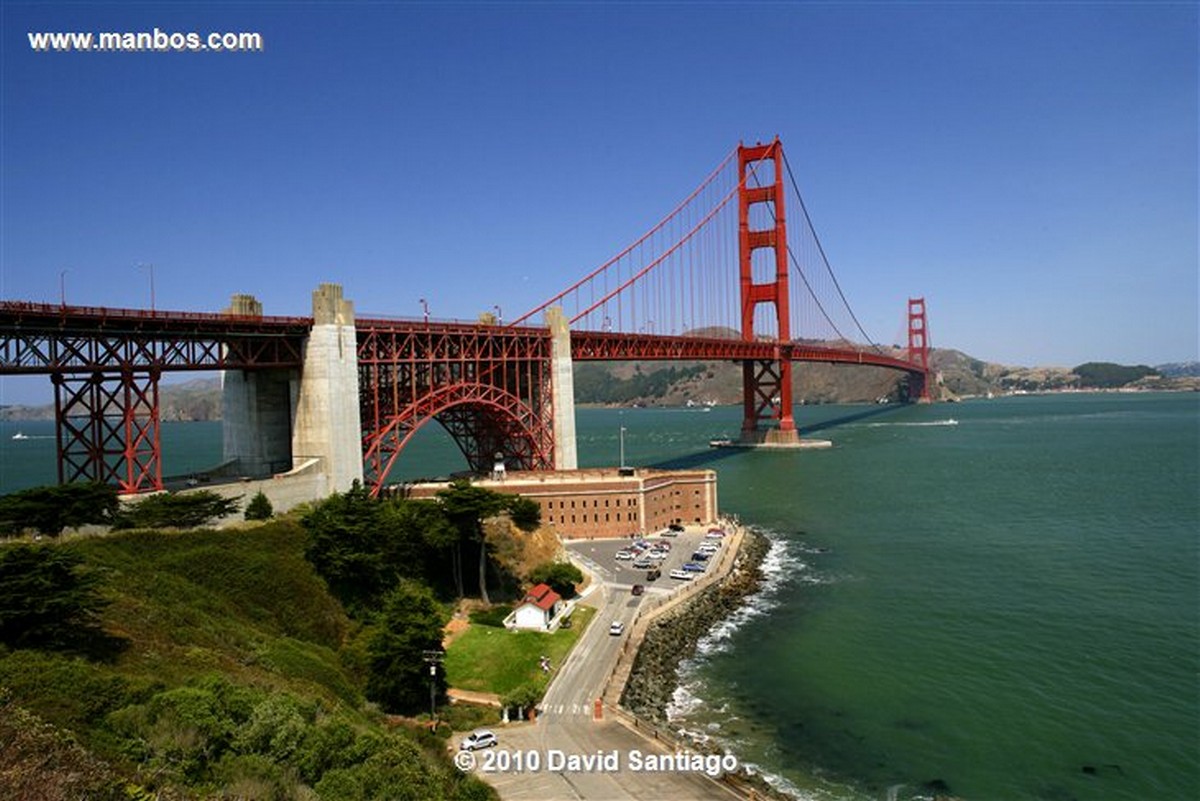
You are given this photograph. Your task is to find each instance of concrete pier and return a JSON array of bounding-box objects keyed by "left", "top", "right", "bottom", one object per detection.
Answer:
[
  {"left": 221, "top": 294, "right": 297, "bottom": 476},
  {"left": 547, "top": 306, "right": 578, "bottom": 471},
  {"left": 291, "top": 283, "right": 364, "bottom": 495},
  {"left": 219, "top": 284, "right": 364, "bottom": 510}
]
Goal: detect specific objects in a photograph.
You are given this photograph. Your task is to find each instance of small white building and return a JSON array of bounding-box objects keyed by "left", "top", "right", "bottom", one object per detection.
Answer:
[{"left": 507, "top": 583, "right": 563, "bottom": 632}]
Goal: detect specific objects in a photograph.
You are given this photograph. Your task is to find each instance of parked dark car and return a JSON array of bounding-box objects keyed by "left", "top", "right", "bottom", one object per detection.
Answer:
[
  {"left": 646, "top": 567, "right": 662, "bottom": 581},
  {"left": 631, "top": 584, "right": 645, "bottom": 596}
]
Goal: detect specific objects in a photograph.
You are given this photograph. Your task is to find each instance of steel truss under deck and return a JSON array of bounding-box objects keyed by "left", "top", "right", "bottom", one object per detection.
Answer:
[
  {"left": 356, "top": 320, "right": 556, "bottom": 493},
  {"left": 0, "top": 301, "right": 308, "bottom": 493}
]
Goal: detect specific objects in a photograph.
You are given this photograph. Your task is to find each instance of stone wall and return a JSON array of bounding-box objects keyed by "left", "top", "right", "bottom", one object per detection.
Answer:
[{"left": 620, "top": 528, "right": 771, "bottom": 722}]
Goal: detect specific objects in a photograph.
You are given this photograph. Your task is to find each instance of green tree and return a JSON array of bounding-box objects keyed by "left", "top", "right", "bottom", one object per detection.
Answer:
[
  {"left": 113, "top": 490, "right": 240, "bottom": 530},
  {"left": 0, "top": 545, "right": 112, "bottom": 653},
  {"left": 1073, "top": 362, "right": 1158, "bottom": 388},
  {"left": 500, "top": 683, "right": 542, "bottom": 721},
  {"left": 0, "top": 482, "right": 119, "bottom": 536},
  {"left": 506, "top": 496, "right": 541, "bottom": 532},
  {"left": 527, "top": 560, "right": 584, "bottom": 600},
  {"left": 364, "top": 581, "right": 448, "bottom": 714},
  {"left": 244, "top": 491, "right": 274, "bottom": 521},
  {"left": 302, "top": 482, "right": 388, "bottom": 614},
  {"left": 437, "top": 480, "right": 507, "bottom": 604}
]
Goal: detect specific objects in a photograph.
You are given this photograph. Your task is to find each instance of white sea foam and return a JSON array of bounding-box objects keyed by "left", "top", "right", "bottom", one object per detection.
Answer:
[
  {"left": 688, "top": 532, "right": 802, "bottom": 659},
  {"left": 666, "top": 679, "right": 706, "bottom": 718},
  {"left": 664, "top": 529, "right": 852, "bottom": 800},
  {"left": 864, "top": 419, "right": 959, "bottom": 428}
]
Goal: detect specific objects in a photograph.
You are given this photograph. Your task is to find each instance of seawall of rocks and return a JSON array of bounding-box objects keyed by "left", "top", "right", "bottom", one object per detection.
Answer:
[{"left": 620, "top": 527, "right": 771, "bottom": 722}]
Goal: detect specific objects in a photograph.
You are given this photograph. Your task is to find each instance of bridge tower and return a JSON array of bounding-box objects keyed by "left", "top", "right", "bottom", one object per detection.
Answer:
[
  {"left": 907, "top": 297, "right": 932, "bottom": 403},
  {"left": 738, "top": 138, "right": 799, "bottom": 444}
]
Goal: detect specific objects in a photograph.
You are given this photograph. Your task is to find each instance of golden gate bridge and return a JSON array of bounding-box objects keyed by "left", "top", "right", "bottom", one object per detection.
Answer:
[{"left": 0, "top": 138, "right": 931, "bottom": 497}]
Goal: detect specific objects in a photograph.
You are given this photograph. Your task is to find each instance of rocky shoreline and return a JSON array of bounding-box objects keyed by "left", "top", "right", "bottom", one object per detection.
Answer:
[{"left": 620, "top": 526, "right": 772, "bottom": 722}]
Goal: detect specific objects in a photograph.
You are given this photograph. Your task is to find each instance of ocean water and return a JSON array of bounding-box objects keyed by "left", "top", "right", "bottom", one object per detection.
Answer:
[
  {"left": 2, "top": 393, "right": 1197, "bottom": 800},
  {"left": 649, "top": 394, "right": 1200, "bottom": 801}
]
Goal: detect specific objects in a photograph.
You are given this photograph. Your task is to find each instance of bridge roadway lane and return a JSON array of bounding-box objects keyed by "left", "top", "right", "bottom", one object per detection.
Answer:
[{"left": 465, "top": 533, "right": 743, "bottom": 801}]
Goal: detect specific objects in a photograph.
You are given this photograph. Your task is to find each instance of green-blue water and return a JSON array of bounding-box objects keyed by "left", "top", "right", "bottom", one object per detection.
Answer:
[{"left": 2, "top": 393, "right": 1197, "bottom": 800}]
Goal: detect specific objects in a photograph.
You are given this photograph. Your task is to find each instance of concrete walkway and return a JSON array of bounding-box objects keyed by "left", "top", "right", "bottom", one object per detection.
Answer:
[{"left": 461, "top": 520, "right": 758, "bottom": 801}]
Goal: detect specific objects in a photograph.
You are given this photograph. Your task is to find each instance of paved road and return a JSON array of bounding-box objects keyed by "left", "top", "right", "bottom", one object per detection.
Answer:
[{"left": 455, "top": 529, "right": 746, "bottom": 801}]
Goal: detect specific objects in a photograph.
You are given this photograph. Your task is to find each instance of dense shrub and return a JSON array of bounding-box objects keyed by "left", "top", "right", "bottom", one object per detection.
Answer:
[
  {"left": 527, "top": 560, "right": 584, "bottom": 599},
  {"left": 467, "top": 605, "right": 513, "bottom": 628},
  {"left": 244, "top": 491, "right": 274, "bottom": 521},
  {"left": 114, "top": 491, "right": 241, "bottom": 530},
  {"left": 0, "top": 482, "right": 119, "bottom": 536},
  {"left": 0, "top": 545, "right": 116, "bottom": 655}
]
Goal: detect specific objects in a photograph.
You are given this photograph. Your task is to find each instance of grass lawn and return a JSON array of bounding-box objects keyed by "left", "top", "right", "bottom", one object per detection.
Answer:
[{"left": 444, "top": 605, "right": 596, "bottom": 697}]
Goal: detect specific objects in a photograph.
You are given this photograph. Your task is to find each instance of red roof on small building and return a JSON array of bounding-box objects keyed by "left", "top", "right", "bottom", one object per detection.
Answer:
[{"left": 523, "top": 582, "right": 561, "bottom": 611}]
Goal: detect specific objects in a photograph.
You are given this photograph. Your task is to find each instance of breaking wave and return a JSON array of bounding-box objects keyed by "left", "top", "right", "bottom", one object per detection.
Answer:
[{"left": 664, "top": 529, "right": 854, "bottom": 799}]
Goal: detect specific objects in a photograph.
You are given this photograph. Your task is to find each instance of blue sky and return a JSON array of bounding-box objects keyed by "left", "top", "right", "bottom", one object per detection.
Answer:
[{"left": 2, "top": 2, "right": 1196, "bottom": 404}]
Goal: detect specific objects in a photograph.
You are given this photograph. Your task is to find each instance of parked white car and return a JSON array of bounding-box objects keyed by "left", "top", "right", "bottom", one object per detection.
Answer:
[
  {"left": 460, "top": 730, "right": 498, "bottom": 750},
  {"left": 669, "top": 568, "right": 694, "bottom": 580}
]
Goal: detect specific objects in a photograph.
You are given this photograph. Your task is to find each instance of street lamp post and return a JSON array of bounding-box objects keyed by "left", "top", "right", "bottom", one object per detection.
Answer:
[
  {"left": 137, "top": 263, "right": 155, "bottom": 311},
  {"left": 59, "top": 269, "right": 68, "bottom": 307},
  {"left": 493, "top": 305, "right": 502, "bottom": 325},
  {"left": 419, "top": 298, "right": 429, "bottom": 326}
]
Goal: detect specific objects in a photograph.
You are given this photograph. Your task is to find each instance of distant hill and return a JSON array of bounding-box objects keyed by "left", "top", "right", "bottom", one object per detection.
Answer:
[
  {"left": 0, "top": 376, "right": 221, "bottom": 422},
  {"left": 1157, "top": 361, "right": 1200, "bottom": 378},
  {"left": 2, "top": 352, "right": 1194, "bottom": 423}
]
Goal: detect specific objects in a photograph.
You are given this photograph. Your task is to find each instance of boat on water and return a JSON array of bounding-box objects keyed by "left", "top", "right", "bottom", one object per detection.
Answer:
[{"left": 11, "top": 432, "right": 29, "bottom": 440}]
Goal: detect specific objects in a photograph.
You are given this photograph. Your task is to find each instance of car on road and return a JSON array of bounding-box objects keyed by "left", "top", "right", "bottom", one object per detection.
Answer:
[
  {"left": 460, "top": 730, "right": 498, "bottom": 751},
  {"left": 706, "top": 529, "right": 726, "bottom": 539},
  {"left": 690, "top": 551, "right": 710, "bottom": 562},
  {"left": 631, "top": 584, "right": 645, "bottom": 596},
  {"left": 668, "top": 523, "right": 685, "bottom": 533},
  {"left": 669, "top": 568, "right": 694, "bottom": 580},
  {"left": 615, "top": 550, "right": 635, "bottom": 560},
  {"left": 698, "top": 543, "right": 719, "bottom": 553},
  {"left": 682, "top": 561, "right": 707, "bottom": 572},
  {"left": 646, "top": 567, "right": 661, "bottom": 581},
  {"left": 609, "top": 621, "right": 625, "bottom": 635},
  {"left": 632, "top": 558, "right": 654, "bottom": 569}
]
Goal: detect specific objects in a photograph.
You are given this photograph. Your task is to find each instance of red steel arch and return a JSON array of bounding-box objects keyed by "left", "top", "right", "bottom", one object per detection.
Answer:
[{"left": 356, "top": 319, "right": 555, "bottom": 494}]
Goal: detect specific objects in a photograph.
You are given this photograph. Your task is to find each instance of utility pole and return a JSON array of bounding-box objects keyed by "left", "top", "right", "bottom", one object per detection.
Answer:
[{"left": 422, "top": 649, "right": 444, "bottom": 727}]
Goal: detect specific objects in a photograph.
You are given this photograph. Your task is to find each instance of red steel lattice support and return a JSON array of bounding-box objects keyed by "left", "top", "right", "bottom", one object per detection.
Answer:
[
  {"left": 52, "top": 369, "right": 162, "bottom": 494},
  {"left": 907, "top": 297, "right": 932, "bottom": 403},
  {"left": 739, "top": 139, "right": 796, "bottom": 437}
]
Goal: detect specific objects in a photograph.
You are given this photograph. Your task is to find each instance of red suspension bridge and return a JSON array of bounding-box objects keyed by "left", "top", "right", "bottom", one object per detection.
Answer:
[{"left": 0, "top": 138, "right": 931, "bottom": 497}]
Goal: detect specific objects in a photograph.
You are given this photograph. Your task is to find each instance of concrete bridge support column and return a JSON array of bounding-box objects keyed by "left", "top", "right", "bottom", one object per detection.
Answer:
[
  {"left": 222, "top": 294, "right": 297, "bottom": 477},
  {"left": 546, "top": 306, "right": 578, "bottom": 471},
  {"left": 291, "top": 284, "right": 364, "bottom": 495}
]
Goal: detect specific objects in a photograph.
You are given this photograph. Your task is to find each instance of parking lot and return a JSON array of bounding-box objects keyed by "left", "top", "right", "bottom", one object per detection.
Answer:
[{"left": 565, "top": 526, "right": 730, "bottom": 592}]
